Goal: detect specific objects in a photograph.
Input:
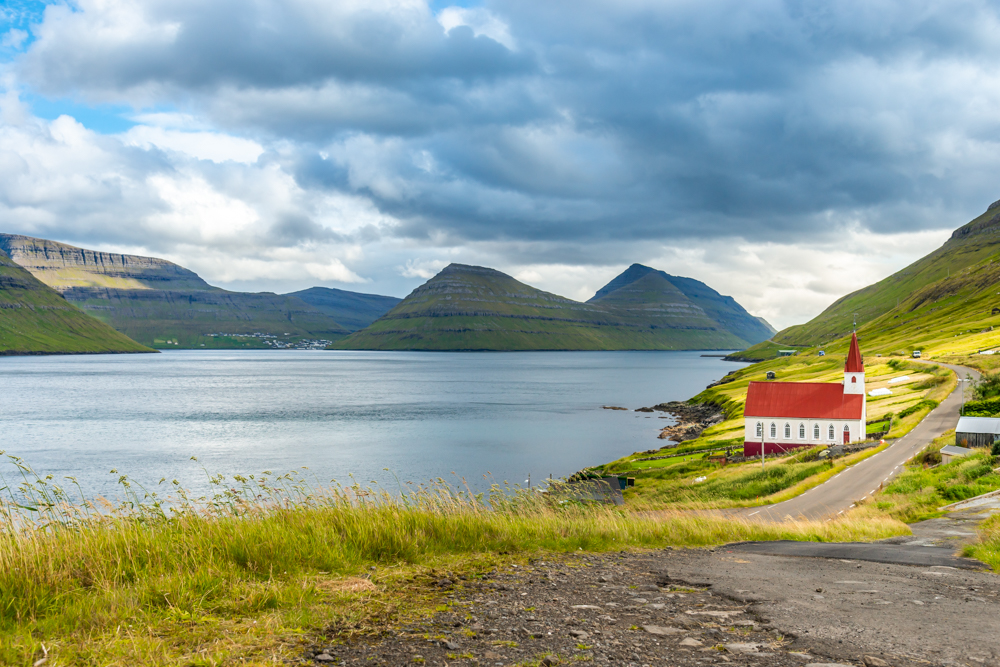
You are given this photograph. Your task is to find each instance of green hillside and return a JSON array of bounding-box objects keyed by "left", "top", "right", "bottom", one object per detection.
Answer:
[
  {"left": 0, "top": 249, "right": 153, "bottom": 355},
  {"left": 332, "top": 263, "right": 752, "bottom": 351},
  {"left": 589, "top": 263, "right": 775, "bottom": 345},
  {"left": 733, "top": 199, "right": 1000, "bottom": 363},
  {"left": 0, "top": 234, "right": 350, "bottom": 349},
  {"left": 288, "top": 287, "right": 401, "bottom": 331}
]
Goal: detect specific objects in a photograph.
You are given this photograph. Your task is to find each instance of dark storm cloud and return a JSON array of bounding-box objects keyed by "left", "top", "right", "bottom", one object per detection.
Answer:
[{"left": 13, "top": 0, "right": 1000, "bottom": 255}]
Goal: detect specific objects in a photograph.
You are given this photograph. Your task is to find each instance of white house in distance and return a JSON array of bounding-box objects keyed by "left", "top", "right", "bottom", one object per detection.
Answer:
[{"left": 743, "top": 333, "right": 867, "bottom": 457}]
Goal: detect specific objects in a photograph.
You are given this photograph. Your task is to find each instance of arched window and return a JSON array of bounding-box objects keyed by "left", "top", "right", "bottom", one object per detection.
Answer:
[
  {"left": 770, "top": 423, "right": 776, "bottom": 438},
  {"left": 813, "top": 424, "right": 820, "bottom": 439},
  {"left": 828, "top": 424, "right": 835, "bottom": 440},
  {"left": 784, "top": 423, "right": 791, "bottom": 438},
  {"left": 851, "top": 376, "right": 857, "bottom": 384},
  {"left": 798, "top": 423, "right": 805, "bottom": 439},
  {"left": 756, "top": 422, "right": 763, "bottom": 437}
]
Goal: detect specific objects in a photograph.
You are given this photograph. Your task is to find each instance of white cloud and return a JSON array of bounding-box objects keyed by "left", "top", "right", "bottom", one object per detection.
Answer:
[
  {"left": 437, "top": 6, "right": 516, "bottom": 50},
  {"left": 400, "top": 258, "right": 448, "bottom": 279},
  {"left": 1, "top": 29, "right": 27, "bottom": 50},
  {"left": 122, "top": 125, "right": 264, "bottom": 163}
]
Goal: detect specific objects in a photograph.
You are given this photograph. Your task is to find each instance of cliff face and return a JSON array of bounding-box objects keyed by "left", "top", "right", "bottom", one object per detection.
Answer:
[
  {"left": 0, "top": 248, "right": 154, "bottom": 355},
  {"left": 0, "top": 234, "right": 212, "bottom": 291},
  {"left": 0, "top": 233, "right": 348, "bottom": 348}
]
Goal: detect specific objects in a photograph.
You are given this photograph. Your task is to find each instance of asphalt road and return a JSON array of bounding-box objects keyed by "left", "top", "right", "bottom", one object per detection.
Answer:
[
  {"left": 741, "top": 361, "right": 978, "bottom": 522},
  {"left": 666, "top": 546, "right": 1000, "bottom": 666}
]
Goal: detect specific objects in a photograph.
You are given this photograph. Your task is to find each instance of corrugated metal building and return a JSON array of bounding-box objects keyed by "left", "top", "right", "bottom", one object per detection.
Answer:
[{"left": 955, "top": 416, "right": 1000, "bottom": 449}]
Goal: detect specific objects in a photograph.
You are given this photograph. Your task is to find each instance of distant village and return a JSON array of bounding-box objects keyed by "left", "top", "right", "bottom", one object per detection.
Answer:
[{"left": 205, "top": 332, "right": 333, "bottom": 350}]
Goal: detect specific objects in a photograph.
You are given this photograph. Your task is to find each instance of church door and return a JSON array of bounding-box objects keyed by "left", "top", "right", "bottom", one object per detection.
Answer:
[{"left": 843, "top": 425, "right": 850, "bottom": 444}]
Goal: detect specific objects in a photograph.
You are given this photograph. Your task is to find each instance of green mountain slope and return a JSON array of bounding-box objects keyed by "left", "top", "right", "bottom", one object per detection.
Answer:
[
  {"left": 588, "top": 263, "right": 775, "bottom": 345},
  {"left": 734, "top": 198, "right": 1000, "bottom": 362},
  {"left": 332, "top": 263, "right": 750, "bottom": 351},
  {"left": 0, "top": 249, "right": 153, "bottom": 355},
  {"left": 0, "top": 234, "right": 349, "bottom": 349},
  {"left": 763, "top": 201, "right": 1000, "bottom": 350},
  {"left": 287, "top": 287, "right": 401, "bottom": 331}
]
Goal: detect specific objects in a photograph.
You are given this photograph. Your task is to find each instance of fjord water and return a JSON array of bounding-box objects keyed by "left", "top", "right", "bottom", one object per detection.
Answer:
[{"left": 1, "top": 351, "right": 744, "bottom": 500}]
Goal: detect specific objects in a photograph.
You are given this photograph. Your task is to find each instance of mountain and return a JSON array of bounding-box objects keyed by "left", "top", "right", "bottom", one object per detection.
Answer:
[
  {"left": 588, "top": 263, "right": 775, "bottom": 345},
  {"left": 733, "top": 198, "right": 1000, "bottom": 360},
  {"left": 0, "top": 234, "right": 349, "bottom": 349},
  {"left": 332, "top": 263, "right": 755, "bottom": 351},
  {"left": 287, "top": 287, "right": 401, "bottom": 331},
  {"left": 0, "top": 247, "right": 153, "bottom": 355}
]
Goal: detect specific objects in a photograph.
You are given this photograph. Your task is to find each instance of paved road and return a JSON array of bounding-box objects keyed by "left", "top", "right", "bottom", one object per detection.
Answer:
[
  {"left": 742, "top": 361, "right": 978, "bottom": 522},
  {"left": 666, "top": 546, "right": 1000, "bottom": 666},
  {"left": 725, "top": 539, "right": 983, "bottom": 568}
]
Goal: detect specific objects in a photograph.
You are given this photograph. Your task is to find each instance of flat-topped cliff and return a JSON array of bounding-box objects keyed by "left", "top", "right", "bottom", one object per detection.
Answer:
[
  {"left": 0, "top": 234, "right": 212, "bottom": 291},
  {"left": 0, "top": 248, "right": 154, "bottom": 355}
]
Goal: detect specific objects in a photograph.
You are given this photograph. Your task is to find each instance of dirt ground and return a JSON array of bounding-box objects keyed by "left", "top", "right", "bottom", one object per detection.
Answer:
[{"left": 301, "top": 549, "right": 915, "bottom": 667}]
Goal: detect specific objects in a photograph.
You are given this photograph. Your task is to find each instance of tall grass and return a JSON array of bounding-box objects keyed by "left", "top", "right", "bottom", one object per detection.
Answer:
[{"left": 0, "top": 454, "right": 909, "bottom": 666}]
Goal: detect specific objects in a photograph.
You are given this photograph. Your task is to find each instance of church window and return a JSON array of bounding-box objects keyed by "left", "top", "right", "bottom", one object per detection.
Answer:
[
  {"left": 828, "top": 424, "right": 835, "bottom": 439},
  {"left": 784, "top": 423, "right": 790, "bottom": 438},
  {"left": 798, "top": 423, "right": 805, "bottom": 439},
  {"left": 756, "top": 422, "right": 762, "bottom": 437},
  {"left": 770, "top": 423, "right": 776, "bottom": 438},
  {"left": 851, "top": 376, "right": 857, "bottom": 383},
  {"left": 814, "top": 424, "right": 820, "bottom": 439}
]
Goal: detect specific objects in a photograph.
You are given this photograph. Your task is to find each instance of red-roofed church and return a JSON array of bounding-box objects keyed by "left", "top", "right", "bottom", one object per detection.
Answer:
[{"left": 743, "top": 333, "right": 866, "bottom": 456}]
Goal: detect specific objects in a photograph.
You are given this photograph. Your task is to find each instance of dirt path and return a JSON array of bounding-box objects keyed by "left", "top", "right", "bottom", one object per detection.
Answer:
[{"left": 305, "top": 547, "right": 1000, "bottom": 667}]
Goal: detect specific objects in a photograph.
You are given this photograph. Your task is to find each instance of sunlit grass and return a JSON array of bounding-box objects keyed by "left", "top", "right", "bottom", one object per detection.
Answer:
[{"left": 0, "top": 453, "right": 909, "bottom": 666}]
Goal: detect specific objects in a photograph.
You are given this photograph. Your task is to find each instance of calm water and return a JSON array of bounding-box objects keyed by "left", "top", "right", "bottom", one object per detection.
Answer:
[{"left": 0, "top": 350, "right": 745, "bottom": 500}]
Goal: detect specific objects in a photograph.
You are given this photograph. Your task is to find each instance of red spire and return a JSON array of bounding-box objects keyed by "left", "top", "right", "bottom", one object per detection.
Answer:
[{"left": 845, "top": 332, "right": 864, "bottom": 373}]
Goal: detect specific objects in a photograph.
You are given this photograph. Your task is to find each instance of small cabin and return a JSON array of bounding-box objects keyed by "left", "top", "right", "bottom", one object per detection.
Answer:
[
  {"left": 765, "top": 371, "right": 776, "bottom": 380},
  {"left": 955, "top": 416, "right": 1000, "bottom": 449},
  {"left": 778, "top": 350, "right": 797, "bottom": 357},
  {"left": 941, "top": 445, "right": 973, "bottom": 464}
]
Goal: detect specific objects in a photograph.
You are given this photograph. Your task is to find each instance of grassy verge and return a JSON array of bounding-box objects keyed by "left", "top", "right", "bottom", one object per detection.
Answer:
[
  {"left": 965, "top": 514, "right": 1000, "bottom": 570},
  {"left": 0, "top": 460, "right": 909, "bottom": 666},
  {"left": 869, "top": 430, "right": 1000, "bottom": 523}
]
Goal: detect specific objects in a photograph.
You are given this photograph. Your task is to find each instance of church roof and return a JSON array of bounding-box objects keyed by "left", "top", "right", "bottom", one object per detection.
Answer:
[
  {"left": 745, "top": 381, "right": 864, "bottom": 419},
  {"left": 845, "top": 332, "right": 864, "bottom": 373}
]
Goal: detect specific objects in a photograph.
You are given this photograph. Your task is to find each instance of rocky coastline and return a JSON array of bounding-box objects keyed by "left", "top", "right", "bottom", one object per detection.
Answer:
[{"left": 633, "top": 401, "right": 724, "bottom": 445}]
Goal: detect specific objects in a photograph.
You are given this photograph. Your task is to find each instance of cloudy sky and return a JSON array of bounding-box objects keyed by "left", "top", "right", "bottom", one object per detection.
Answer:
[{"left": 1, "top": 0, "right": 999, "bottom": 328}]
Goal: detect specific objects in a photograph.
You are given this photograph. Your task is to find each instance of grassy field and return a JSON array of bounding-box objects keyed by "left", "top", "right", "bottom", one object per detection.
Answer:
[{"left": 0, "top": 458, "right": 908, "bottom": 666}]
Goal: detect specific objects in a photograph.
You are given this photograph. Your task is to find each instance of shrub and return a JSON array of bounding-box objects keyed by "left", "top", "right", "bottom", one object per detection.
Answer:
[
  {"left": 974, "top": 371, "right": 1000, "bottom": 401},
  {"left": 899, "top": 400, "right": 939, "bottom": 419},
  {"left": 962, "top": 396, "right": 1000, "bottom": 417}
]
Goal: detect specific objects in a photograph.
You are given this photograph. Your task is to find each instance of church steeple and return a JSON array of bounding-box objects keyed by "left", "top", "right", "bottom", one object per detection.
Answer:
[{"left": 844, "top": 332, "right": 865, "bottom": 395}]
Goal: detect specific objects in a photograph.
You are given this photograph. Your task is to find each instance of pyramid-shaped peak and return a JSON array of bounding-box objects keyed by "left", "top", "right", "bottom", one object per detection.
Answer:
[{"left": 589, "top": 264, "right": 661, "bottom": 301}]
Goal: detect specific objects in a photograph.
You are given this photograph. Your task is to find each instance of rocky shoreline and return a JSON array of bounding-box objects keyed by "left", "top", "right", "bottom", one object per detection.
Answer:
[{"left": 633, "top": 401, "right": 724, "bottom": 445}]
